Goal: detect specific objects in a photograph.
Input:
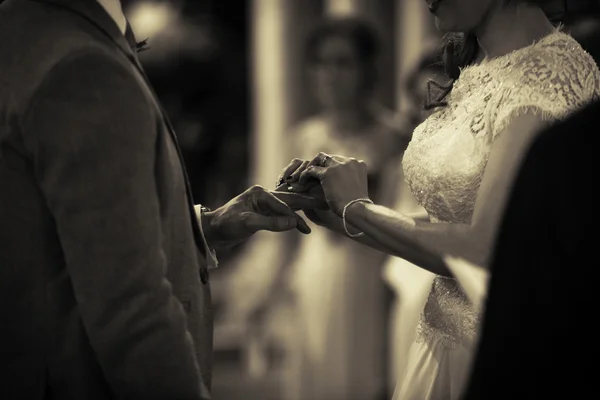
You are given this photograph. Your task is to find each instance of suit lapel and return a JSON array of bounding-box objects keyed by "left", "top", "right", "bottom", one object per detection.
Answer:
[
  {"left": 122, "top": 24, "right": 183, "bottom": 153},
  {"left": 31, "top": 0, "right": 209, "bottom": 273}
]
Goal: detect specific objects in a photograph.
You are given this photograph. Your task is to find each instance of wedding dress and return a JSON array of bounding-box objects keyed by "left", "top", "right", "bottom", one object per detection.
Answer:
[{"left": 394, "top": 31, "right": 600, "bottom": 400}]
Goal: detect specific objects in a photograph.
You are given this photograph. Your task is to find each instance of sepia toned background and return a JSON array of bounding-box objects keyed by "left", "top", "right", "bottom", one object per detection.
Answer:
[{"left": 116, "top": 1, "right": 598, "bottom": 399}]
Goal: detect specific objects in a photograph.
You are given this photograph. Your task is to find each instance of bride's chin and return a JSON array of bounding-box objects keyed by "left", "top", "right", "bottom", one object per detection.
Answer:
[
  {"left": 434, "top": 18, "right": 465, "bottom": 34},
  {"left": 434, "top": 17, "right": 453, "bottom": 32}
]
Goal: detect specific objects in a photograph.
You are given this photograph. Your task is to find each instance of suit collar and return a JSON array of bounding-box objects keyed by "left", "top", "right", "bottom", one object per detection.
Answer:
[{"left": 31, "top": 0, "right": 133, "bottom": 61}]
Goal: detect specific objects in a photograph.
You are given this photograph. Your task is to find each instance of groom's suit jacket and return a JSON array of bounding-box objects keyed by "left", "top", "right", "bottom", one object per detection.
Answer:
[
  {"left": 461, "top": 100, "right": 600, "bottom": 399},
  {"left": 0, "top": 0, "right": 212, "bottom": 398}
]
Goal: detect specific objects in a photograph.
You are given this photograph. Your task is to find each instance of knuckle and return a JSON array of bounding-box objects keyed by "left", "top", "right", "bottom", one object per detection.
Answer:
[
  {"left": 240, "top": 211, "right": 253, "bottom": 225},
  {"left": 249, "top": 184, "right": 264, "bottom": 193},
  {"left": 282, "top": 217, "right": 295, "bottom": 228}
]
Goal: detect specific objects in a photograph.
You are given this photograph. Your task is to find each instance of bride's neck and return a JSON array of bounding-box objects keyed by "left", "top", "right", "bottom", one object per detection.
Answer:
[{"left": 474, "top": 3, "right": 555, "bottom": 60}]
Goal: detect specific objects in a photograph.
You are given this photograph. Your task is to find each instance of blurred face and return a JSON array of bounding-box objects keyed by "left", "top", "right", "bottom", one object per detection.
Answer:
[
  {"left": 309, "top": 35, "right": 365, "bottom": 110},
  {"left": 426, "top": 0, "right": 499, "bottom": 32}
]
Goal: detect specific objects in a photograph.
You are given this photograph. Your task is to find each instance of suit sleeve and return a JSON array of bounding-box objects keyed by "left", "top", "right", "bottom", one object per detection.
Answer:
[
  {"left": 460, "top": 127, "right": 557, "bottom": 400},
  {"left": 22, "top": 51, "right": 209, "bottom": 399}
]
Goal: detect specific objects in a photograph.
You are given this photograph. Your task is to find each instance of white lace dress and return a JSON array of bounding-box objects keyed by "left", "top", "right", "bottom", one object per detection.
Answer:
[{"left": 393, "top": 31, "right": 600, "bottom": 400}]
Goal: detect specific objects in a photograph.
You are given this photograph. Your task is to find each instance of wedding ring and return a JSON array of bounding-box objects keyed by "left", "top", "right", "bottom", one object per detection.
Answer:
[{"left": 320, "top": 154, "right": 331, "bottom": 167}]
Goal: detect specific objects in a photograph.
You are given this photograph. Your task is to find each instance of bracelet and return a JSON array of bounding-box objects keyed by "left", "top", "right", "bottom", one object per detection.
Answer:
[{"left": 342, "top": 198, "right": 373, "bottom": 238}]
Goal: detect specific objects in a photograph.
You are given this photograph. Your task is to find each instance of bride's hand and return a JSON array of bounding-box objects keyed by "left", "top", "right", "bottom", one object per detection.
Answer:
[
  {"left": 275, "top": 158, "right": 319, "bottom": 194},
  {"left": 275, "top": 158, "right": 328, "bottom": 208},
  {"left": 297, "top": 153, "right": 370, "bottom": 216}
]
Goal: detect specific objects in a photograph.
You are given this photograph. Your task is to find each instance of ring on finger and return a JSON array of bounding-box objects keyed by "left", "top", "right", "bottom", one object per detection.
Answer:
[
  {"left": 276, "top": 176, "right": 284, "bottom": 187},
  {"left": 320, "top": 154, "right": 331, "bottom": 167}
]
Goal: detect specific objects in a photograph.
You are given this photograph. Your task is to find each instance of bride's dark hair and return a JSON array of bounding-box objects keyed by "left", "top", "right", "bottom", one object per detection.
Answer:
[{"left": 425, "top": 0, "right": 561, "bottom": 109}]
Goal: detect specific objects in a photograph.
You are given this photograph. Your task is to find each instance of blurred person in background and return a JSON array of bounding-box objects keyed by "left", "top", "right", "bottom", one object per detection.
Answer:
[
  {"left": 242, "top": 16, "right": 409, "bottom": 400},
  {"left": 278, "top": 1, "right": 600, "bottom": 399}
]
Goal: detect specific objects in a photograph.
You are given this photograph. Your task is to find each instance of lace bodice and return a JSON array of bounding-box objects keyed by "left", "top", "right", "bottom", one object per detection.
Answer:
[{"left": 402, "top": 31, "right": 600, "bottom": 348}]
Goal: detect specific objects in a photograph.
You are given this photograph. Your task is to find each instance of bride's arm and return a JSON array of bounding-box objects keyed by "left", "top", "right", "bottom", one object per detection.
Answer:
[
  {"left": 312, "top": 113, "right": 548, "bottom": 275},
  {"left": 303, "top": 207, "right": 445, "bottom": 271},
  {"left": 304, "top": 208, "right": 452, "bottom": 276}
]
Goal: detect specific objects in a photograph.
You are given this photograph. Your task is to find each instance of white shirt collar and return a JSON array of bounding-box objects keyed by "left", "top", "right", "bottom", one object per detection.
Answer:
[{"left": 96, "top": 0, "right": 127, "bottom": 34}]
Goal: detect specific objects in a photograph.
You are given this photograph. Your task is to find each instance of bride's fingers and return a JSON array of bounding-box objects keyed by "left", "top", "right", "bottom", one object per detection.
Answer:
[
  {"left": 307, "top": 152, "right": 329, "bottom": 168},
  {"left": 286, "top": 160, "right": 309, "bottom": 183},
  {"left": 299, "top": 165, "right": 326, "bottom": 184},
  {"left": 307, "top": 152, "right": 345, "bottom": 168},
  {"left": 276, "top": 158, "right": 305, "bottom": 187}
]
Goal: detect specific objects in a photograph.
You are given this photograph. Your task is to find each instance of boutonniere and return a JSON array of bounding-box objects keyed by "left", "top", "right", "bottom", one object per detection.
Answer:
[{"left": 135, "top": 38, "right": 150, "bottom": 53}]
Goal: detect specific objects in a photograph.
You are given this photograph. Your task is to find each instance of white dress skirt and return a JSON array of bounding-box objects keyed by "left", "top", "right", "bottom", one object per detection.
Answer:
[{"left": 392, "top": 258, "right": 489, "bottom": 400}]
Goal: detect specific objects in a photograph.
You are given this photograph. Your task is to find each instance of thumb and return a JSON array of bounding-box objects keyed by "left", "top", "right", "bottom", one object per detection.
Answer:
[{"left": 245, "top": 213, "right": 312, "bottom": 235}]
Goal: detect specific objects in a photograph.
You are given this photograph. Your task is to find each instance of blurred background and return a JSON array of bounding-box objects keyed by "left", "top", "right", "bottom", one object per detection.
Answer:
[{"left": 120, "top": 1, "right": 600, "bottom": 399}]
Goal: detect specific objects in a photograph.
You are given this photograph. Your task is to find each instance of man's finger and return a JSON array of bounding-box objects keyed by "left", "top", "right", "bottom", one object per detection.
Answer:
[
  {"left": 298, "top": 165, "right": 326, "bottom": 185},
  {"left": 260, "top": 190, "right": 299, "bottom": 216},
  {"left": 276, "top": 180, "right": 320, "bottom": 194},
  {"left": 246, "top": 214, "right": 311, "bottom": 234},
  {"left": 295, "top": 215, "right": 311, "bottom": 234},
  {"left": 271, "top": 191, "right": 328, "bottom": 210}
]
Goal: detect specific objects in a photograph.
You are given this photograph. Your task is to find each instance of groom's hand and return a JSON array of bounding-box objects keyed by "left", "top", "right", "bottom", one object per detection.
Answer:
[{"left": 201, "top": 185, "right": 313, "bottom": 248}]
